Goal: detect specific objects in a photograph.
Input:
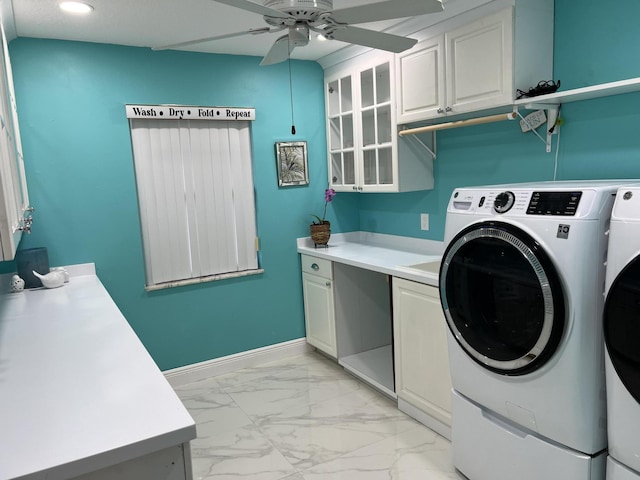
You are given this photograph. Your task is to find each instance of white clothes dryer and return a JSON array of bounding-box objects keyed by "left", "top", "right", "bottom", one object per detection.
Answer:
[
  {"left": 439, "top": 181, "right": 629, "bottom": 480},
  {"left": 603, "top": 185, "right": 640, "bottom": 480}
]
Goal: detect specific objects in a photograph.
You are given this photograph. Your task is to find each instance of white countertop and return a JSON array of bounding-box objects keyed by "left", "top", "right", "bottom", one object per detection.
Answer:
[
  {"left": 297, "top": 232, "right": 444, "bottom": 286},
  {"left": 0, "top": 264, "right": 196, "bottom": 480}
]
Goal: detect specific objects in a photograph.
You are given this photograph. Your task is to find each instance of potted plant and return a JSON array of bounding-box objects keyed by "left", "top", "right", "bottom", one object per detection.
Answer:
[{"left": 310, "top": 188, "right": 336, "bottom": 247}]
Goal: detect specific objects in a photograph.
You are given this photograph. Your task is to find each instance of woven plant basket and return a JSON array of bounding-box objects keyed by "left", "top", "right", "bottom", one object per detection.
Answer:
[{"left": 310, "top": 221, "right": 331, "bottom": 247}]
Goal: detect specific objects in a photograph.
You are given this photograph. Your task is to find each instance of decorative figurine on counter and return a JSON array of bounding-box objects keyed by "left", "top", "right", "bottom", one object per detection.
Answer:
[
  {"left": 50, "top": 267, "right": 70, "bottom": 283},
  {"left": 32, "top": 269, "right": 66, "bottom": 289},
  {"left": 9, "top": 275, "right": 25, "bottom": 293}
]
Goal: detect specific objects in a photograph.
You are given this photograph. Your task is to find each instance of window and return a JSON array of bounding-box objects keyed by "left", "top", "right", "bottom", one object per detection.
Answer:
[{"left": 127, "top": 105, "right": 260, "bottom": 290}]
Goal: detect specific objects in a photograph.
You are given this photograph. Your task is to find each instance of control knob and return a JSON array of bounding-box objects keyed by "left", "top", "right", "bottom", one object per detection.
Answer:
[{"left": 494, "top": 191, "right": 515, "bottom": 213}]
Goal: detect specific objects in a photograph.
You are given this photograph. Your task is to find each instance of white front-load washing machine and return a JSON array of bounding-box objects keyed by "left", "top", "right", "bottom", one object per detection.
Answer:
[
  {"left": 603, "top": 185, "right": 640, "bottom": 480},
  {"left": 439, "top": 181, "right": 628, "bottom": 480}
]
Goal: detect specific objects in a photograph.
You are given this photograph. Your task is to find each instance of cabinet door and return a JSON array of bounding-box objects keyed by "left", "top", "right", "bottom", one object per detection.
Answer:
[
  {"left": 359, "top": 61, "right": 395, "bottom": 191},
  {"left": 327, "top": 73, "right": 357, "bottom": 192},
  {"left": 302, "top": 272, "right": 337, "bottom": 357},
  {"left": 0, "top": 22, "right": 29, "bottom": 260},
  {"left": 325, "top": 52, "right": 432, "bottom": 193},
  {"left": 396, "top": 35, "right": 445, "bottom": 124},
  {"left": 393, "top": 277, "right": 452, "bottom": 427},
  {"left": 445, "top": 8, "right": 513, "bottom": 115}
]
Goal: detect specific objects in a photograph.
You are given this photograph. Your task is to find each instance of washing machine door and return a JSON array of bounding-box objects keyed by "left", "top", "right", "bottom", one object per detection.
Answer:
[
  {"left": 604, "top": 256, "right": 640, "bottom": 404},
  {"left": 440, "top": 221, "right": 566, "bottom": 376}
]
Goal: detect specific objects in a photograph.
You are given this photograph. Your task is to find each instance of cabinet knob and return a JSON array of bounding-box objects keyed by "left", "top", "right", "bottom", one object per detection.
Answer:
[
  {"left": 311, "top": 263, "right": 319, "bottom": 270},
  {"left": 352, "top": 186, "right": 358, "bottom": 191},
  {"left": 326, "top": 281, "right": 331, "bottom": 287},
  {"left": 437, "top": 108, "right": 444, "bottom": 114},
  {"left": 445, "top": 106, "right": 452, "bottom": 112}
]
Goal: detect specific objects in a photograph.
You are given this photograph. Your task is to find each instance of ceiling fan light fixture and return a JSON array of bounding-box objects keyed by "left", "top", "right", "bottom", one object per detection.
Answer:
[
  {"left": 289, "top": 25, "right": 310, "bottom": 46},
  {"left": 59, "top": 1, "right": 94, "bottom": 15}
]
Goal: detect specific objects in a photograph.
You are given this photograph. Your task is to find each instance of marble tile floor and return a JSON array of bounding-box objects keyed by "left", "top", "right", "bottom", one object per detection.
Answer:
[{"left": 174, "top": 351, "right": 464, "bottom": 480}]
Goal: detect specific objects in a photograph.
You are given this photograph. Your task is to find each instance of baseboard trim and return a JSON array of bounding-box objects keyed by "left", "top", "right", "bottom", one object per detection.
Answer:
[
  {"left": 398, "top": 398, "right": 452, "bottom": 441},
  {"left": 163, "top": 338, "right": 311, "bottom": 387}
]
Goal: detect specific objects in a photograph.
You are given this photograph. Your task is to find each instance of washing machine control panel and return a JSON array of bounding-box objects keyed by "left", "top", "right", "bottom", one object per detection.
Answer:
[
  {"left": 494, "top": 191, "right": 515, "bottom": 213},
  {"left": 450, "top": 189, "right": 587, "bottom": 217},
  {"left": 527, "top": 191, "right": 582, "bottom": 216}
]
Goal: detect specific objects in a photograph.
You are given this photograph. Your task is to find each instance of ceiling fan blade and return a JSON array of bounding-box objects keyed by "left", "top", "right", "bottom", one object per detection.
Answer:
[
  {"left": 152, "top": 27, "right": 276, "bottom": 51},
  {"left": 260, "top": 34, "right": 294, "bottom": 66},
  {"left": 329, "top": 0, "right": 443, "bottom": 25},
  {"left": 210, "top": 0, "right": 294, "bottom": 19},
  {"left": 327, "top": 26, "right": 418, "bottom": 53}
]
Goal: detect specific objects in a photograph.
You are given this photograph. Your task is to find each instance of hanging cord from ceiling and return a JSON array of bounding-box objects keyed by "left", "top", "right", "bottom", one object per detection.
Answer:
[
  {"left": 288, "top": 38, "right": 296, "bottom": 135},
  {"left": 552, "top": 116, "right": 562, "bottom": 181},
  {"left": 549, "top": 104, "right": 562, "bottom": 180}
]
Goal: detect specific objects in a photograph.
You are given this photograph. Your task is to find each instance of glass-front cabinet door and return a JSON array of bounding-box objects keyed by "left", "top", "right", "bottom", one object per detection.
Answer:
[
  {"left": 360, "top": 62, "right": 393, "bottom": 187},
  {"left": 327, "top": 73, "right": 356, "bottom": 190},
  {"left": 326, "top": 56, "right": 400, "bottom": 193},
  {"left": 325, "top": 53, "right": 432, "bottom": 193}
]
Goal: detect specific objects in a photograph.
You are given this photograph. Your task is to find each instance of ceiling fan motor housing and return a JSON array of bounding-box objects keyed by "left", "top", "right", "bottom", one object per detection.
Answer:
[{"left": 264, "top": 0, "right": 333, "bottom": 20}]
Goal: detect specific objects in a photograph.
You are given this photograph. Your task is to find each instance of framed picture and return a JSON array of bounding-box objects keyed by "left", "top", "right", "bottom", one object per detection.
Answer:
[{"left": 275, "top": 141, "right": 309, "bottom": 187}]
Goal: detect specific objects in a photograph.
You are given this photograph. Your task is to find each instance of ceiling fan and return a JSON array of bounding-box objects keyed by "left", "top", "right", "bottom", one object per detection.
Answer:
[{"left": 153, "top": 0, "right": 444, "bottom": 66}]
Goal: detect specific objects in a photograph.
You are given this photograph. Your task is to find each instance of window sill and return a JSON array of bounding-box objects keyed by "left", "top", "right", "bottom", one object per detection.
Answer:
[{"left": 145, "top": 269, "right": 264, "bottom": 292}]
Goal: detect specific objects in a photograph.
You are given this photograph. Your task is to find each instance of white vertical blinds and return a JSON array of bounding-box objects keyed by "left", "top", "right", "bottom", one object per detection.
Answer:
[{"left": 130, "top": 118, "right": 258, "bottom": 287}]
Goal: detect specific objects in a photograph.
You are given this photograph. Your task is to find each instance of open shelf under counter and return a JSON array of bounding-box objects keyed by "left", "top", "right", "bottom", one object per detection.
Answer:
[{"left": 340, "top": 345, "right": 396, "bottom": 399}]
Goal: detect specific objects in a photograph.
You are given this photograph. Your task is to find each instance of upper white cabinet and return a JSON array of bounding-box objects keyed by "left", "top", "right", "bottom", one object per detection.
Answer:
[
  {"left": 0, "top": 22, "right": 29, "bottom": 260},
  {"left": 327, "top": 72, "right": 355, "bottom": 190},
  {"left": 446, "top": 9, "right": 512, "bottom": 116},
  {"left": 396, "top": 35, "right": 445, "bottom": 124},
  {"left": 396, "top": 1, "right": 554, "bottom": 125},
  {"left": 325, "top": 54, "right": 434, "bottom": 193}
]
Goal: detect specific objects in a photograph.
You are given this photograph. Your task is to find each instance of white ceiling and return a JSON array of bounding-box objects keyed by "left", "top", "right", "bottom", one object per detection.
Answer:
[{"left": 1, "top": 0, "right": 456, "bottom": 63}]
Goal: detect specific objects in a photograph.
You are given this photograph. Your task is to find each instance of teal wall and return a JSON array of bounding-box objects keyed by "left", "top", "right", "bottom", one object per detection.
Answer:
[
  {"left": 4, "top": 39, "right": 359, "bottom": 370},
  {"left": 3, "top": 0, "right": 640, "bottom": 370},
  {"left": 358, "top": 0, "right": 640, "bottom": 240}
]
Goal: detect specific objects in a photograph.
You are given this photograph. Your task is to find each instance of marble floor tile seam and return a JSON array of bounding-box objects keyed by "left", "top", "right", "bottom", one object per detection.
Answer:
[
  {"left": 213, "top": 378, "right": 421, "bottom": 471},
  {"left": 211, "top": 352, "right": 340, "bottom": 390},
  {"left": 291, "top": 424, "right": 460, "bottom": 479},
  {"left": 175, "top": 351, "right": 460, "bottom": 479},
  {"left": 248, "top": 423, "right": 460, "bottom": 480},
  {"left": 177, "top": 352, "right": 351, "bottom": 395}
]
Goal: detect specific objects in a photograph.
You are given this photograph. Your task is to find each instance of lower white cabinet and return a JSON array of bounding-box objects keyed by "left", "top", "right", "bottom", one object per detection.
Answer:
[
  {"left": 74, "top": 444, "right": 192, "bottom": 480},
  {"left": 300, "top": 255, "right": 452, "bottom": 435},
  {"left": 392, "top": 277, "right": 452, "bottom": 439},
  {"left": 301, "top": 255, "right": 337, "bottom": 358}
]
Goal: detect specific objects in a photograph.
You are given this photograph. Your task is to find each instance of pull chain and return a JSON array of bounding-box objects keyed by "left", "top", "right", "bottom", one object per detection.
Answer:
[{"left": 288, "top": 44, "right": 296, "bottom": 135}]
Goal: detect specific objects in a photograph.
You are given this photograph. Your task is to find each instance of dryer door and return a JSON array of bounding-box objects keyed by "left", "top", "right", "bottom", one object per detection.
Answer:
[
  {"left": 604, "top": 256, "right": 640, "bottom": 403},
  {"left": 440, "top": 221, "right": 566, "bottom": 376}
]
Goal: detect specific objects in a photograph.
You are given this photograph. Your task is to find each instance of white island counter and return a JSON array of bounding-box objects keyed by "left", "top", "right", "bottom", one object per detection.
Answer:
[{"left": 0, "top": 264, "right": 196, "bottom": 480}]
